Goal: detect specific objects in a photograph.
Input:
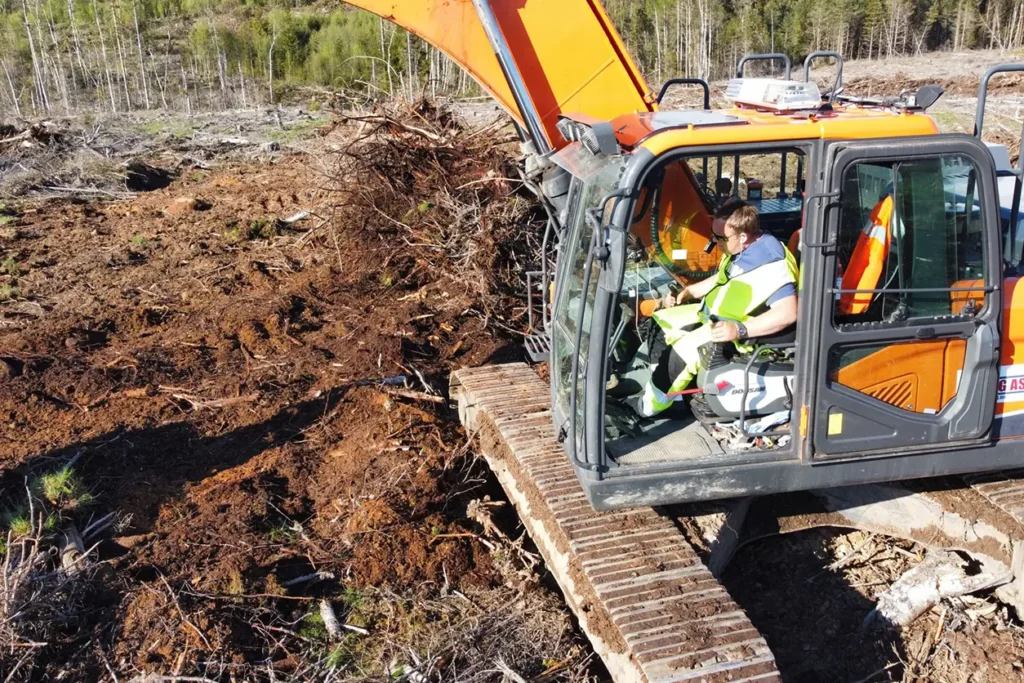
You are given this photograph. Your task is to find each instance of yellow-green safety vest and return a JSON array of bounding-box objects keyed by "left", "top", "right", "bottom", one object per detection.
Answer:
[{"left": 653, "top": 246, "right": 799, "bottom": 346}]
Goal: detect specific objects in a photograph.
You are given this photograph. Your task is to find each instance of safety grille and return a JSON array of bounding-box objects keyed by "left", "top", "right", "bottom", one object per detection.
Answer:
[{"left": 864, "top": 376, "right": 916, "bottom": 410}]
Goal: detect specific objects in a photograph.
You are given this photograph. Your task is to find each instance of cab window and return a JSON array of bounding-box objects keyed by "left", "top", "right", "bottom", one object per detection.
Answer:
[
  {"left": 832, "top": 154, "right": 986, "bottom": 326},
  {"left": 627, "top": 148, "right": 808, "bottom": 294}
]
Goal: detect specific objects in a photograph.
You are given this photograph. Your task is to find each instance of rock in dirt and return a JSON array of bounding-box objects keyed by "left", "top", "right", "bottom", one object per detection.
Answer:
[{"left": 164, "top": 196, "right": 212, "bottom": 215}]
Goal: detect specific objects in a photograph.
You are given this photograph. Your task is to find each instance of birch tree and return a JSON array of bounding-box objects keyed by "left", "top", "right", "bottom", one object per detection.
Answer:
[
  {"left": 132, "top": 0, "right": 149, "bottom": 108},
  {"left": 21, "top": 0, "right": 49, "bottom": 114},
  {"left": 93, "top": 0, "right": 117, "bottom": 111}
]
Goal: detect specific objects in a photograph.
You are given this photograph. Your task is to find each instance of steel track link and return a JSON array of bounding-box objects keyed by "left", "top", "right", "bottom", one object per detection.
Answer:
[
  {"left": 965, "top": 469, "right": 1024, "bottom": 525},
  {"left": 451, "top": 363, "right": 780, "bottom": 683}
]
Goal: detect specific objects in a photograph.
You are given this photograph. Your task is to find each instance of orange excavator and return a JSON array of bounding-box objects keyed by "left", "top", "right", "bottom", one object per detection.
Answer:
[{"left": 344, "top": 2, "right": 1024, "bottom": 680}]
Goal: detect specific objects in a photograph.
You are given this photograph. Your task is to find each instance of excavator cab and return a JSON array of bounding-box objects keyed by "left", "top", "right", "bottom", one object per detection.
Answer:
[
  {"left": 603, "top": 146, "right": 808, "bottom": 421},
  {"left": 547, "top": 64, "right": 1020, "bottom": 510},
  {"left": 548, "top": 137, "right": 814, "bottom": 506}
]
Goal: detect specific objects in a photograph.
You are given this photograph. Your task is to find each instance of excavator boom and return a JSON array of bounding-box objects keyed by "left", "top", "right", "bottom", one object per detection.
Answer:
[{"left": 341, "top": 0, "right": 655, "bottom": 150}]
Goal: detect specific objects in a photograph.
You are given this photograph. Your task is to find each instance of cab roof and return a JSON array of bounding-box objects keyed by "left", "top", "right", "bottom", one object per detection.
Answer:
[{"left": 614, "top": 105, "right": 940, "bottom": 155}]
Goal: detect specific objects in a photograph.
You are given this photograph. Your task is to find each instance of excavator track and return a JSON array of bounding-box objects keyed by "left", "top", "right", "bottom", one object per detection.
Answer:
[
  {"left": 451, "top": 364, "right": 780, "bottom": 683},
  {"left": 452, "top": 364, "right": 1024, "bottom": 682},
  {"left": 966, "top": 470, "right": 1024, "bottom": 525}
]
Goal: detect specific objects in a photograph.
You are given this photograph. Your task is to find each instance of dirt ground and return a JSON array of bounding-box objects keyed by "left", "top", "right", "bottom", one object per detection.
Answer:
[
  {"left": 0, "top": 103, "right": 593, "bottom": 682},
  {"left": 3, "top": 62, "right": 1024, "bottom": 682},
  {"left": 722, "top": 528, "right": 1024, "bottom": 683}
]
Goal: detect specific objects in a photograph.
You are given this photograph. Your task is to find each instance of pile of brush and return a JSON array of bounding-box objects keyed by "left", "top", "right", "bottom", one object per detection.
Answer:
[{"left": 328, "top": 99, "right": 546, "bottom": 335}]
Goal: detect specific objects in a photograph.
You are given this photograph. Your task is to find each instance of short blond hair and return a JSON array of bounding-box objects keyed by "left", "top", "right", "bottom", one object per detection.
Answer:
[{"left": 726, "top": 205, "right": 761, "bottom": 237}]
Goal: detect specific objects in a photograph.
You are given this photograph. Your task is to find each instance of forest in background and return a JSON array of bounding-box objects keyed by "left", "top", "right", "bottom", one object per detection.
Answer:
[{"left": 1, "top": 0, "right": 1023, "bottom": 119}]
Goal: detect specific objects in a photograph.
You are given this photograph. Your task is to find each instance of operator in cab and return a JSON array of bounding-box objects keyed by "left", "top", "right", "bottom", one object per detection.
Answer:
[{"left": 626, "top": 200, "right": 799, "bottom": 418}]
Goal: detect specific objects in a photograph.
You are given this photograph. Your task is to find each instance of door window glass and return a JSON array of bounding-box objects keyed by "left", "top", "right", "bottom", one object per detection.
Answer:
[{"left": 833, "top": 155, "right": 986, "bottom": 326}]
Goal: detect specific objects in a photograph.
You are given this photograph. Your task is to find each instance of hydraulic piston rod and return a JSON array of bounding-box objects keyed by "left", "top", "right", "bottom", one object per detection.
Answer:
[{"left": 471, "top": 0, "right": 551, "bottom": 154}]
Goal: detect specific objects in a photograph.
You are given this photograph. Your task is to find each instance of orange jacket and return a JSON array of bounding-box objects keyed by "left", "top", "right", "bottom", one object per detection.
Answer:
[{"left": 839, "top": 195, "right": 894, "bottom": 315}]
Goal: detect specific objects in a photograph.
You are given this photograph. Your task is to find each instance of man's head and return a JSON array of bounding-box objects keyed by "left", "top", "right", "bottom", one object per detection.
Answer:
[{"left": 712, "top": 199, "right": 761, "bottom": 256}]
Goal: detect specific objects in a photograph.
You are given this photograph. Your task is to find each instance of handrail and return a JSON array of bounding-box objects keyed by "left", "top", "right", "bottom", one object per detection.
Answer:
[
  {"left": 657, "top": 78, "right": 711, "bottom": 109},
  {"left": 973, "top": 64, "right": 1024, "bottom": 138},
  {"left": 802, "top": 51, "right": 844, "bottom": 103},
  {"left": 736, "top": 53, "right": 792, "bottom": 79},
  {"left": 974, "top": 63, "right": 1024, "bottom": 268}
]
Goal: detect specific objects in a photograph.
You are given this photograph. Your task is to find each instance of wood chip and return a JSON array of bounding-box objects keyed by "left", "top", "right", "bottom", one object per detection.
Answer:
[{"left": 319, "top": 599, "right": 343, "bottom": 641}]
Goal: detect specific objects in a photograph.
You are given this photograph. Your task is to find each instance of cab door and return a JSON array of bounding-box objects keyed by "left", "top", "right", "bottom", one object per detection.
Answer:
[{"left": 808, "top": 136, "right": 1002, "bottom": 458}]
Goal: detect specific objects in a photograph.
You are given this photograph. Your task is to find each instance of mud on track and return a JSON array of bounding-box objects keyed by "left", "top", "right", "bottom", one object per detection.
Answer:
[{"left": 0, "top": 104, "right": 593, "bottom": 681}]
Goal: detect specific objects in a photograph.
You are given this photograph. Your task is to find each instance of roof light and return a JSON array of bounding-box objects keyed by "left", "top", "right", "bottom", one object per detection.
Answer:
[
  {"left": 555, "top": 115, "right": 618, "bottom": 156},
  {"left": 725, "top": 78, "right": 822, "bottom": 111}
]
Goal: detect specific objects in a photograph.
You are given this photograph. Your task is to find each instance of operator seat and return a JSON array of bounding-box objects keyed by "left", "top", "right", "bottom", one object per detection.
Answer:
[
  {"left": 788, "top": 229, "right": 801, "bottom": 265},
  {"left": 839, "top": 194, "right": 894, "bottom": 315},
  {"left": 747, "top": 323, "right": 797, "bottom": 347}
]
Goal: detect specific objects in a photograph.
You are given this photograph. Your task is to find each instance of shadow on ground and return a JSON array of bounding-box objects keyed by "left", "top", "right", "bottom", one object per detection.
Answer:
[{"left": 721, "top": 524, "right": 907, "bottom": 682}]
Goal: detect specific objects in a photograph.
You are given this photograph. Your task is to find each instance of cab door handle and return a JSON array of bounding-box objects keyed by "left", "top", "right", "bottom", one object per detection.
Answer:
[{"left": 916, "top": 327, "right": 936, "bottom": 339}]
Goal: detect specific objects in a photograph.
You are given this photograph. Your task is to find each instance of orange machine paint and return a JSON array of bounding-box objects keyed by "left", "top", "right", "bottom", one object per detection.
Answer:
[
  {"left": 630, "top": 161, "right": 719, "bottom": 283},
  {"left": 633, "top": 108, "right": 940, "bottom": 153},
  {"left": 832, "top": 339, "right": 960, "bottom": 414},
  {"left": 835, "top": 276, "right": 1024, "bottom": 418},
  {"left": 339, "top": 0, "right": 654, "bottom": 150},
  {"left": 997, "top": 278, "right": 1024, "bottom": 421}
]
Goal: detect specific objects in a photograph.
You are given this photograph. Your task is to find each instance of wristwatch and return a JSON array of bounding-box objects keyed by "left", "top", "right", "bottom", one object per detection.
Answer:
[{"left": 736, "top": 322, "right": 748, "bottom": 339}]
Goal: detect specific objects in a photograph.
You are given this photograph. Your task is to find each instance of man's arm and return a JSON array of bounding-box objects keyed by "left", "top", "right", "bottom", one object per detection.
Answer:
[
  {"left": 710, "top": 294, "right": 798, "bottom": 342},
  {"left": 662, "top": 273, "right": 717, "bottom": 308},
  {"left": 743, "top": 294, "right": 797, "bottom": 337},
  {"left": 685, "top": 274, "right": 719, "bottom": 300}
]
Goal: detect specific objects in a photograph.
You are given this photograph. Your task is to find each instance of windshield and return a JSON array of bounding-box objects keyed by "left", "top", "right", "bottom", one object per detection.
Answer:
[{"left": 550, "top": 150, "right": 623, "bottom": 443}]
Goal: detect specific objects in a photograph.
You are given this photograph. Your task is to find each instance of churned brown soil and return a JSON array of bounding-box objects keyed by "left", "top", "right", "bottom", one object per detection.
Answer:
[{"left": 0, "top": 105, "right": 592, "bottom": 681}]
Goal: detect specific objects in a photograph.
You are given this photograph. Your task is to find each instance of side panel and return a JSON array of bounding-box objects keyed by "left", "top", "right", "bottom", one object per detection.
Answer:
[
  {"left": 995, "top": 277, "right": 1024, "bottom": 436},
  {"left": 341, "top": 0, "right": 655, "bottom": 149},
  {"left": 834, "top": 339, "right": 966, "bottom": 414}
]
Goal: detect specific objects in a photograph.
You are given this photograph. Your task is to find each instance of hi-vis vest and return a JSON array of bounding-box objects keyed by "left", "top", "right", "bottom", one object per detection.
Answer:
[
  {"left": 653, "top": 243, "right": 799, "bottom": 346},
  {"left": 839, "top": 195, "right": 893, "bottom": 315}
]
